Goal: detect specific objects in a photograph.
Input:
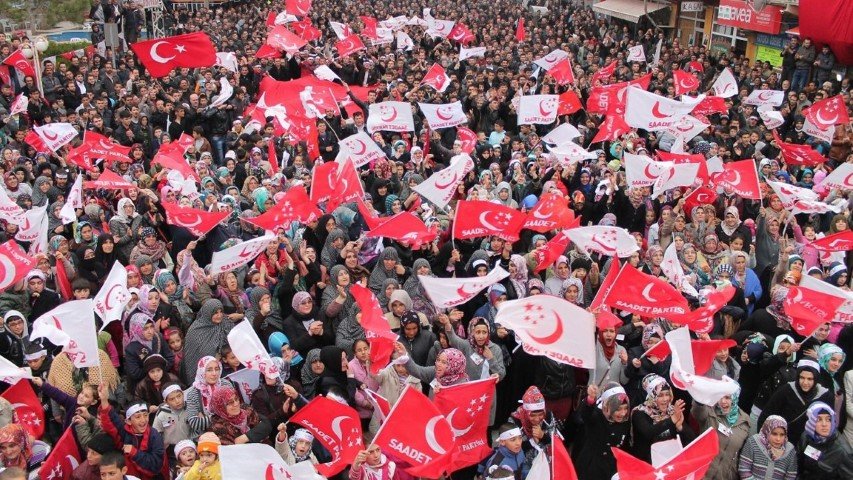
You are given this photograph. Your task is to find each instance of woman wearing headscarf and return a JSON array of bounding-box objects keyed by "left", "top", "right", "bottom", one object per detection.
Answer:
[
  {"left": 47, "top": 200, "right": 67, "bottom": 237},
  {"left": 716, "top": 206, "right": 752, "bottom": 250},
  {"left": 368, "top": 247, "right": 407, "bottom": 294},
  {"left": 738, "top": 415, "right": 798, "bottom": 480},
  {"left": 318, "top": 227, "right": 348, "bottom": 270},
  {"left": 402, "top": 258, "right": 438, "bottom": 321},
  {"left": 631, "top": 373, "right": 694, "bottom": 462},
  {"left": 181, "top": 299, "right": 233, "bottom": 385},
  {"left": 750, "top": 334, "right": 798, "bottom": 431},
  {"left": 506, "top": 254, "right": 528, "bottom": 299},
  {"left": 755, "top": 208, "right": 784, "bottom": 281},
  {"left": 321, "top": 265, "right": 358, "bottom": 330},
  {"left": 590, "top": 313, "right": 629, "bottom": 387},
  {"left": 129, "top": 226, "right": 174, "bottom": 270},
  {"left": 214, "top": 272, "right": 250, "bottom": 319},
  {"left": 209, "top": 386, "right": 272, "bottom": 445},
  {"left": 315, "top": 345, "right": 361, "bottom": 405},
  {"left": 692, "top": 390, "right": 750, "bottom": 480},
  {"left": 759, "top": 359, "right": 834, "bottom": 442},
  {"left": 175, "top": 247, "right": 213, "bottom": 305},
  {"left": 300, "top": 349, "right": 324, "bottom": 398},
  {"left": 376, "top": 278, "right": 400, "bottom": 314},
  {"left": 30, "top": 176, "right": 52, "bottom": 207},
  {"left": 576, "top": 383, "right": 631, "bottom": 480},
  {"left": 110, "top": 197, "right": 143, "bottom": 260},
  {"left": 123, "top": 311, "right": 174, "bottom": 392},
  {"left": 184, "top": 356, "right": 231, "bottom": 440},
  {"left": 400, "top": 345, "right": 469, "bottom": 397},
  {"left": 94, "top": 232, "right": 125, "bottom": 274},
  {"left": 678, "top": 243, "right": 711, "bottom": 290},
  {"left": 817, "top": 343, "right": 846, "bottom": 419},
  {"left": 798, "top": 402, "right": 853, "bottom": 479},
  {"left": 154, "top": 269, "right": 194, "bottom": 329},
  {"left": 0, "top": 424, "right": 32, "bottom": 472},
  {"left": 731, "top": 250, "right": 763, "bottom": 315},
  {"left": 559, "top": 277, "right": 585, "bottom": 307},
  {"left": 699, "top": 233, "right": 729, "bottom": 277},
  {"left": 544, "top": 256, "right": 570, "bottom": 295},
  {"left": 278, "top": 291, "right": 334, "bottom": 361},
  {"left": 625, "top": 323, "right": 671, "bottom": 407}
]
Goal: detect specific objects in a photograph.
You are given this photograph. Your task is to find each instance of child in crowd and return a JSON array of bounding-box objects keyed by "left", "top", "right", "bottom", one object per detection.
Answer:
[
  {"left": 98, "top": 383, "right": 165, "bottom": 480},
  {"left": 70, "top": 433, "right": 115, "bottom": 480},
  {"left": 153, "top": 383, "right": 191, "bottom": 467},
  {"left": 274, "top": 426, "right": 318, "bottom": 466},
  {"left": 480, "top": 423, "right": 527, "bottom": 479},
  {"left": 172, "top": 440, "right": 197, "bottom": 480},
  {"left": 349, "top": 443, "right": 397, "bottom": 480},
  {"left": 165, "top": 328, "right": 184, "bottom": 377},
  {"left": 183, "top": 432, "right": 222, "bottom": 480}
]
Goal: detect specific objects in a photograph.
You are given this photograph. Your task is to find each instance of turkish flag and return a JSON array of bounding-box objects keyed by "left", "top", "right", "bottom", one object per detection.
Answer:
[
  {"left": 285, "top": 0, "right": 311, "bottom": 16},
  {"left": 162, "top": 203, "right": 228, "bottom": 237},
  {"left": 590, "top": 60, "right": 617, "bottom": 86},
  {"left": 255, "top": 43, "right": 281, "bottom": 59},
  {"left": 1, "top": 380, "right": 45, "bottom": 438},
  {"left": 456, "top": 126, "right": 477, "bottom": 154},
  {"left": 365, "top": 212, "right": 438, "bottom": 249},
  {"left": 532, "top": 231, "right": 571, "bottom": 274},
  {"left": 602, "top": 264, "right": 689, "bottom": 317},
  {"left": 548, "top": 58, "right": 575, "bottom": 85},
  {"left": 448, "top": 23, "right": 475, "bottom": 44},
  {"left": 453, "top": 200, "right": 527, "bottom": 241},
  {"left": 692, "top": 95, "right": 729, "bottom": 117},
  {"left": 38, "top": 427, "right": 81, "bottom": 480},
  {"left": 810, "top": 230, "right": 853, "bottom": 252},
  {"left": 772, "top": 130, "right": 827, "bottom": 167},
  {"left": 673, "top": 69, "right": 700, "bottom": 95},
  {"left": 434, "top": 378, "right": 497, "bottom": 472},
  {"left": 613, "top": 427, "right": 718, "bottom": 480},
  {"left": 335, "top": 34, "right": 365, "bottom": 58},
  {"left": 644, "top": 338, "right": 737, "bottom": 375},
  {"left": 350, "top": 284, "right": 397, "bottom": 374},
  {"left": 131, "top": 32, "right": 216, "bottom": 77},
  {"left": 373, "top": 386, "right": 456, "bottom": 478},
  {"left": 785, "top": 286, "right": 846, "bottom": 336},
  {"left": 293, "top": 19, "right": 322, "bottom": 42},
  {"left": 523, "top": 192, "right": 578, "bottom": 233},
  {"left": 289, "top": 396, "right": 363, "bottom": 477},
  {"left": 2, "top": 49, "right": 35, "bottom": 77},
  {"left": 589, "top": 257, "right": 620, "bottom": 312},
  {"left": 422, "top": 63, "right": 451, "bottom": 92},
  {"left": 710, "top": 159, "right": 761, "bottom": 199},
  {"left": 0, "top": 240, "right": 35, "bottom": 294},
  {"left": 326, "top": 160, "right": 365, "bottom": 211},
  {"left": 558, "top": 90, "right": 583, "bottom": 115},
  {"left": 266, "top": 25, "right": 307, "bottom": 55},
  {"left": 83, "top": 169, "right": 135, "bottom": 190},
  {"left": 590, "top": 115, "right": 632, "bottom": 144},
  {"left": 515, "top": 18, "right": 525, "bottom": 42},
  {"left": 803, "top": 94, "right": 850, "bottom": 130}
]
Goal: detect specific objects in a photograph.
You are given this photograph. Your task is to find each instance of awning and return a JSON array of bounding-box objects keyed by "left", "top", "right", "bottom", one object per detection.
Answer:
[{"left": 591, "top": 0, "right": 669, "bottom": 23}]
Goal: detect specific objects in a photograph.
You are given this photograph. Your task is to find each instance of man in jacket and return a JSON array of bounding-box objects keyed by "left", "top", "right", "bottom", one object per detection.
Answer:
[
  {"left": 813, "top": 45, "right": 836, "bottom": 86},
  {"left": 792, "top": 38, "right": 816, "bottom": 92}
]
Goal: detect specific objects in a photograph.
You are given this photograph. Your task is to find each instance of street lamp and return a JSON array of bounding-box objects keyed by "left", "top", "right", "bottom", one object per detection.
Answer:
[{"left": 20, "top": 36, "right": 49, "bottom": 96}]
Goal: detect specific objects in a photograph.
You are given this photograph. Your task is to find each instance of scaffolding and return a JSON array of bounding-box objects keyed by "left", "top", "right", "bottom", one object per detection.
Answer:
[{"left": 141, "top": 0, "right": 166, "bottom": 39}]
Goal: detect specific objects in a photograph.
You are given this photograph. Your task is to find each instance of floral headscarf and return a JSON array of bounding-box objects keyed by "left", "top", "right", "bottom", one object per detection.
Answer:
[
  {"left": 641, "top": 323, "right": 664, "bottom": 350},
  {"left": 437, "top": 348, "right": 468, "bottom": 386},
  {"left": 759, "top": 415, "right": 788, "bottom": 460},
  {"left": 467, "top": 317, "right": 491, "bottom": 356},
  {"left": 511, "top": 386, "right": 547, "bottom": 437},
  {"left": 0, "top": 424, "right": 30, "bottom": 469},
  {"left": 209, "top": 386, "right": 249, "bottom": 433},
  {"left": 193, "top": 356, "right": 221, "bottom": 412},
  {"left": 559, "top": 277, "right": 584, "bottom": 303},
  {"left": 634, "top": 373, "right": 674, "bottom": 422},
  {"left": 128, "top": 312, "right": 154, "bottom": 350}
]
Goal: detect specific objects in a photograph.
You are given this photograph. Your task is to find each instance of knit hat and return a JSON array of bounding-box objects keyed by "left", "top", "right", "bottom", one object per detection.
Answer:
[
  {"left": 174, "top": 439, "right": 196, "bottom": 457},
  {"left": 87, "top": 433, "right": 115, "bottom": 454},
  {"left": 400, "top": 311, "right": 420, "bottom": 327},
  {"left": 197, "top": 432, "right": 221, "bottom": 455},
  {"left": 797, "top": 359, "right": 820, "bottom": 377},
  {"left": 143, "top": 354, "right": 168, "bottom": 373}
]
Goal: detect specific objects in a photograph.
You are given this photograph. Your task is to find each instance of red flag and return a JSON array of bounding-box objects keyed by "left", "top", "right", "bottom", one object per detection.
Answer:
[
  {"left": 2, "top": 49, "right": 35, "bottom": 77},
  {"left": 448, "top": 23, "right": 475, "bottom": 45},
  {"left": 532, "top": 231, "right": 571, "bottom": 274},
  {"left": 266, "top": 25, "right": 308, "bottom": 55},
  {"left": 162, "top": 203, "right": 229, "bottom": 237},
  {"left": 644, "top": 338, "right": 737, "bottom": 375},
  {"left": 785, "top": 286, "right": 846, "bottom": 336},
  {"left": 246, "top": 186, "right": 322, "bottom": 232},
  {"left": 131, "top": 32, "right": 216, "bottom": 77},
  {"left": 153, "top": 139, "right": 198, "bottom": 181},
  {"left": 613, "top": 427, "right": 718, "bottom": 480},
  {"left": 552, "top": 431, "right": 579, "bottom": 480},
  {"left": 434, "top": 378, "right": 497, "bottom": 471},
  {"left": 350, "top": 284, "right": 397, "bottom": 374},
  {"left": 255, "top": 43, "right": 282, "bottom": 59},
  {"left": 364, "top": 389, "right": 391, "bottom": 421},
  {"left": 691, "top": 96, "right": 728, "bottom": 117},
  {"left": 673, "top": 69, "right": 700, "bottom": 95},
  {"left": 285, "top": 0, "right": 312, "bottom": 16},
  {"left": 72, "top": 131, "right": 132, "bottom": 166},
  {"left": 523, "top": 192, "right": 576, "bottom": 233},
  {"left": 803, "top": 94, "right": 850, "bottom": 130},
  {"left": 456, "top": 126, "right": 477, "bottom": 154},
  {"left": 355, "top": 197, "right": 382, "bottom": 230},
  {"left": 671, "top": 286, "right": 737, "bottom": 333},
  {"left": 335, "top": 34, "right": 365, "bottom": 58},
  {"left": 24, "top": 130, "right": 48, "bottom": 153},
  {"left": 590, "top": 60, "right": 617, "bottom": 86},
  {"left": 710, "top": 159, "right": 761, "bottom": 200},
  {"left": 558, "top": 90, "right": 583, "bottom": 116},
  {"left": 772, "top": 130, "right": 827, "bottom": 166},
  {"left": 421, "top": 63, "right": 452, "bottom": 93},
  {"left": 359, "top": 16, "right": 378, "bottom": 38},
  {"left": 326, "top": 160, "right": 365, "bottom": 211},
  {"left": 0, "top": 240, "right": 35, "bottom": 294},
  {"left": 38, "top": 427, "right": 81, "bottom": 480},
  {"left": 548, "top": 59, "right": 575, "bottom": 85},
  {"left": 1, "top": 380, "right": 45, "bottom": 438},
  {"left": 810, "top": 230, "right": 853, "bottom": 252},
  {"left": 288, "top": 396, "right": 363, "bottom": 477},
  {"left": 83, "top": 169, "right": 135, "bottom": 190},
  {"left": 0, "top": 65, "right": 11, "bottom": 86},
  {"left": 373, "top": 386, "right": 456, "bottom": 478},
  {"left": 267, "top": 138, "right": 279, "bottom": 175},
  {"left": 589, "top": 257, "right": 620, "bottom": 312},
  {"left": 591, "top": 115, "right": 631, "bottom": 144},
  {"left": 365, "top": 212, "right": 437, "bottom": 249},
  {"left": 602, "top": 264, "right": 689, "bottom": 317},
  {"left": 515, "top": 18, "right": 525, "bottom": 42},
  {"left": 54, "top": 255, "right": 73, "bottom": 300},
  {"left": 453, "top": 200, "right": 527, "bottom": 241},
  {"left": 294, "top": 19, "right": 322, "bottom": 42},
  {"left": 658, "top": 151, "right": 710, "bottom": 186},
  {"left": 309, "top": 161, "right": 339, "bottom": 204},
  {"left": 682, "top": 186, "right": 718, "bottom": 219}
]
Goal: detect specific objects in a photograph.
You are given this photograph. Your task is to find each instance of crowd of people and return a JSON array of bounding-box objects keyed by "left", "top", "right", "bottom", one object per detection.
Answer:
[{"left": 0, "top": 0, "right": 852, "bottom": 479}]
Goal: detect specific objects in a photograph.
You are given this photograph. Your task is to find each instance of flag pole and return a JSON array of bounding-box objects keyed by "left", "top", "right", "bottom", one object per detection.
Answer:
[{"left": 450, "top": 203, "right": 458, "bottom": 251}]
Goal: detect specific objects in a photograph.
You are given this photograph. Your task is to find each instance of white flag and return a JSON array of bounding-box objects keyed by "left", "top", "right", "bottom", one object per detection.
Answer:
[
  {"left": 210, "top": 77, "right": 234, "bottom": 108},
  {"left": 624, "top": 152, "right": 674, "bottom": 188},
  {"left": 336, "top": 131, "right": 387, "bottom": 168},
  {"left": 627, "top": 44, "right": 646, "bottom": 62},
  {"left": 226, "top": 368, "right": 261, "bottom": 404},
  {"left": 215, "top": 52, "right": 239, "bottom": 73},
  {"left": 419, "top": 266, "right": 509, "bottom": 308},
  {"left": 227, "top": 320, "right": 280, "bottom": 380},
  {"left": 652, "top": 162, "right": 700, "bottom": 198},
  {"left": 767, "top": 180, "right": 819, "bottom": 209},
  {"left": 9, "top": 93, "right": 28, "bottom": 116},
  {"left": 274, "top": 12, "right": 298, "bottom": 25},
  {"left": 494, "top": 295, "right": 596, "bottom": 368},
  {"left": 30, "top": 300, "right": 100, "bottom": 368},
  {"left": 419, "top": 101, "right": 467, "bottom": 129},
  {"left": 459, "top": 46, "right": 486, "bottom": 61},
  {"left": 625, "top": 87, "right": 705, "bottom": 131},
  {"left": 313, "top": 64, "right": 340, "bottom": 82},
  {"left": 93, "top": 261, "right": 130, "bottom": 326},
  {"left": 757, "top": 105, "right": 785, "bottom": 130},
  {"left": 426, "top": 18, "right": 455, "bottom": 38},
  {"left": 651, "top": 38, "right": 663, "bottom": 68},
  {"left": 413, "top": 154, "right": 474, "bottom": 209},
  {"left": 15, "top": 204, "right": 48, "bottom": 245},
  {"left": 743, "top": 89, "right": 784, "bottom": 107},
  {"left": 0, "top": 355, "right": 31, "bottom": 384},
  {"left": 662, "top": 243, "right": 699, "bottom": 298},
  {"left": 667, "top": 327, "right": 738, "bottom": 406},
  {"left": 34, "top": 123, "right": 78, "bottom": 151},
  {"left": 220, "top": 443, "right": 314, "bottom": 480},
  {"left": 819, "top": 162, "right": 853, "bottom": 190},
  {"left": 0, "top": 185, "right": 25, "bottom": 223},
  {"left": 395, "top": 30, "right": 414, "bottom": 51},
  {"left": 533, "top": 49, "right": 569, "bottom": 71},
  {"left": 803, "top": 117, "right": 835, "bottom": 143},
  {"left": 547, "top": 142, "right": 596, "bottom": 167},
  {"left": 541, "top": 122, "right": 582, "bottom": 146},
  {"left": 563, "top": 225, "right": 640, "bottom": 258},
  {"left": 526, "top": 449, "right": 550, "bottom": 480},
  {"left": 664, "top": 114, "right": 710, "bottom": 143},
  {"left": 209, "top": 235, "right": 277, "bottom": 275},
  {"left": 329, "top": 21, "right": 352, "bottom": 39},
  {"left": 59, "top": 172, "right": 83, "bottom": 224},
  {"left": 711, "top": 67, "right": 738, "bottom": 98},
  {"left": 366, "top": 101, "right": 415, "bottom": 133},
  {"left": 518, "top": 95, "right": 559, "bottom": 125}
]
